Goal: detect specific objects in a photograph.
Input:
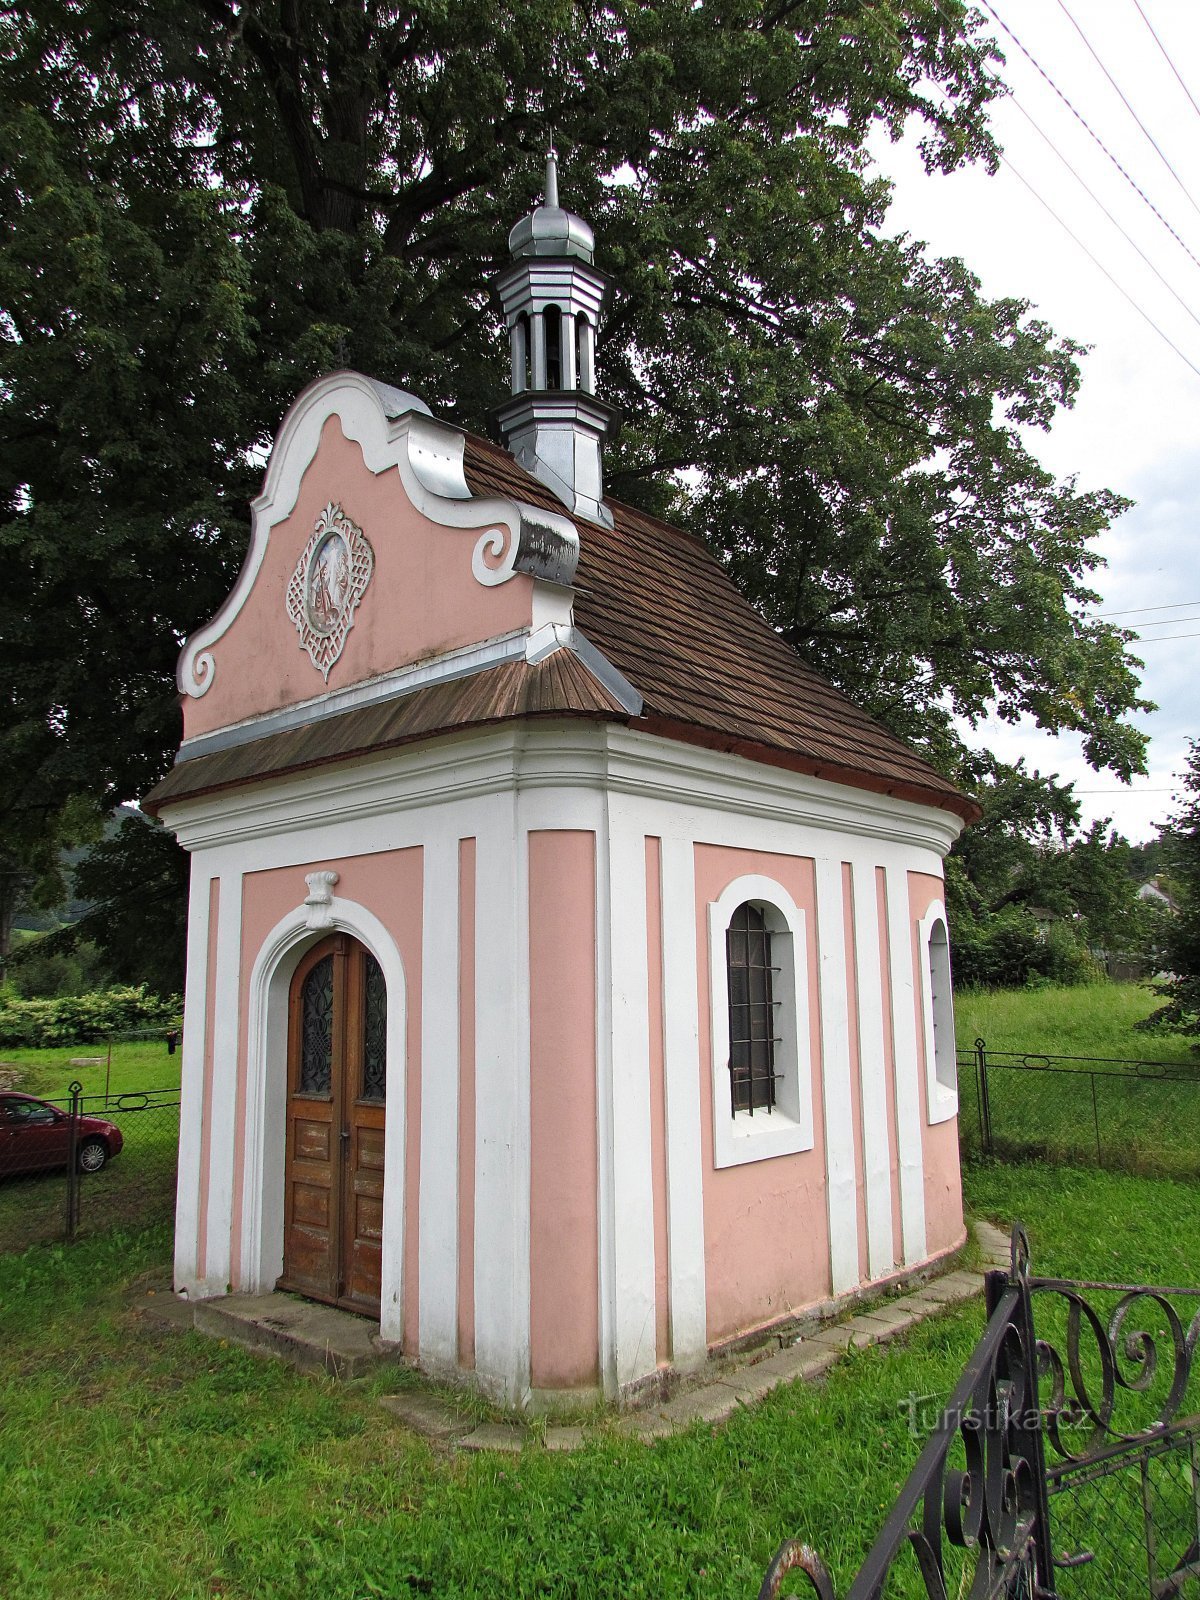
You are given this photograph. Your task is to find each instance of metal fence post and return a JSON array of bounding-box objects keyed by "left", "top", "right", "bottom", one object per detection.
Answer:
[
  {"left": 1012, "top": 1247, "right": 1058, "bottom": 1596},
  {"left": 975, "top": 1037, "right": 993, "bottom": 1157},
  {"left": 64, "top": 1079, "right": 83, "bottom": 1240},
  {"left": 1090, "top": 1074, "right": 1102, "bottom": 1166}
]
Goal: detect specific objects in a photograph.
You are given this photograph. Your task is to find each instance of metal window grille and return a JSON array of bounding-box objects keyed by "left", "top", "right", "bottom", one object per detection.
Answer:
[
  {"left": 299, "top": 954, "right": 334, "bottom": 1095},
  {"left": 361, "top": 953, "right": 387, "bottom": 1102},
  {"left": 726, "top": 902, "right": 780, "bottom": 1116}
]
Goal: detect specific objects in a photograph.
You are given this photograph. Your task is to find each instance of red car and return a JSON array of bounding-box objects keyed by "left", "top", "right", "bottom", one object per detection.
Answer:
[{"left": 0, "top": 1092, "right": 124, "bottom": 1176}]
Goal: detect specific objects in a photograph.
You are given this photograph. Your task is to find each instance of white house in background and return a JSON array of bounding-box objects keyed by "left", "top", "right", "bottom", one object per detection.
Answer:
[{"left": 146, "top": 158, "right": 975, "bottom": 1410}]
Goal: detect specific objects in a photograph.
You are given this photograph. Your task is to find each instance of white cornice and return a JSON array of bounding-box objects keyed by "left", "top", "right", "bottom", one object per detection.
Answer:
[
  {"left": 177, "top": 370, "right": 582, "bottom": 700},
  {"left": 176, "top": 630, "right": 530, "bottom": 761},
  {"left": 159, "top": 721, "right": 964, "bottom": 856},
  {"left": 600, "top": 728, "right": 966, "bottom": 854},
  {"left": 174, "top": 620, "right": 640, "bottom": 765}
]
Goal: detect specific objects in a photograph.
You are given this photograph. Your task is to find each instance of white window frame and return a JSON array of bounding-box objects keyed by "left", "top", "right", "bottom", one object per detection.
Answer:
[
  {"left": 708, "top": 873, "right": 813, "bottom": 1169},
  {"left": 919, "top": 900, "right": 958, "bottom": 1124}
]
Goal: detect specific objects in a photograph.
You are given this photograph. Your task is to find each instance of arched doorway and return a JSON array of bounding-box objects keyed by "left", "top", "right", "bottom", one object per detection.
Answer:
[{"left": 278, "top": 933, "right": 387, "bottom": 1316}]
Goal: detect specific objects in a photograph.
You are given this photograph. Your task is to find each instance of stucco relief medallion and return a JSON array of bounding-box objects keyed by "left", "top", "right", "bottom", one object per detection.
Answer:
[{"left": 285, "top": 502, "right": 375, "bottom": 680}]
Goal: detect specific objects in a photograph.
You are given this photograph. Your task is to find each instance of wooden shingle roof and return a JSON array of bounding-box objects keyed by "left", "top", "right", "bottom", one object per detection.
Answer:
[
  {"left": 145, "top": 431, "right": 972, "bottom": 821},
  {"left": 464, "top": 437, "right": 973, "bottom": 821}
]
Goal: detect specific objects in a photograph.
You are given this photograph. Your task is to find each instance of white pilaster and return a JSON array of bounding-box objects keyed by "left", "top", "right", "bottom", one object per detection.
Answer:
[
  {"left": 814, "top": 857, "right": 859, "bottom": 1295},
  {"left": 850, "top": 862, "right": 895, "bottom": 1278},
  {"left": 174, "top": 857, "right": 213, "bottom": 1297},
  {"left": 885, "top": 864, "right": 927, "bottom": 1263},
  {"left": 471, "top": 795, "right": 531, "bottom": 1404},
  {"left": 598, "top": 799, "right": 658, "bottom": 1393},
  {"left": 202, "top": 867, "right": 243, "bottom": 1294},
  {"left": 418, "top": 833, "right": 461, "bottom": 1368},
  {"left": 658, "top": 835, "right": 708, "bottom": 1368}
]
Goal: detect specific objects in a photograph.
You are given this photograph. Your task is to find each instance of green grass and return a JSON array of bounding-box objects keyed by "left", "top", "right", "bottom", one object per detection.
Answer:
[
  {"left": 0, "top": 1037, "right": 181, "bottom": 1100},
  {"left": 0, "top": 1099, "right": 179, "bottom": 1251},
  {"left": 954, "top": 982, "right": 1200, "bottom": 1177},
  {"left": 0, "top": 1041, "right": 180, "bottom": 1253},
  {"left": 2, "top": 1162, "right": 1199, "bottom": 1599},
  {"left": 954, "top": 980, "right": 1196, "bottom": 1065}
]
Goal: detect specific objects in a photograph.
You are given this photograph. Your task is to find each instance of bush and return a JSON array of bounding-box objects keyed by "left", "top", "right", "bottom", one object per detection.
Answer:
[
  {"left": 951, "top": 905, "right": 1101, "bottom": 990},
  {"left": 0, "top": 986, "right": 182, "bottom": 1047},
  {"left": 6, "top": 935, "right": 110, "bottom": 999}
]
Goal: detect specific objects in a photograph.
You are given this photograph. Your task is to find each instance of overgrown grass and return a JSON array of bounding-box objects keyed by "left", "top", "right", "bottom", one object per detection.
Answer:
[
  {"left": 0, "top": 1065, "right": 180, "bottom": 1254},
  {"left": 2, "top": 1162, "right": 1198, "bottom": 1599},
  {"left": 0, "top": 1037, "right": 180, "bottom": 1103},
  {"left": 954, "top": 982, "right": 1200, "bottom": 1177},
  {"left": 954, "top": 980, "right": 1195, "bottom": 1065}
]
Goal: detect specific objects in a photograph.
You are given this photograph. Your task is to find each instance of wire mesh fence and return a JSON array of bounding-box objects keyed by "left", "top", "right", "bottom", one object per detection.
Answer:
[
  {"left": 1049, "top": 1428, "right": 1200, "bottom": 1599},
  {"left": 958, "top": 1038, "right": 1200, "bottom": 1179},
  {"left": 0, "top": 1079, "right": 179, "bottom": 1255}
]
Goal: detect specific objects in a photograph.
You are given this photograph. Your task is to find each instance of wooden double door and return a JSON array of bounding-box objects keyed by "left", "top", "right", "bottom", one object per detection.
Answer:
[{"left": 279, "top": 934, "right": 388, "bottom": 1316}]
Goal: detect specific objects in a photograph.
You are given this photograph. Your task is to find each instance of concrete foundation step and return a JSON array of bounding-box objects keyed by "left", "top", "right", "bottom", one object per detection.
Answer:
[{"left": 191, "top": 1291, "right": 386, "bottom": 1380}]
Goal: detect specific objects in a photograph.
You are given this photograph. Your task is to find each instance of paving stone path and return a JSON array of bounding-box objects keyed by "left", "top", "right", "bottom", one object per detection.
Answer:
[{"left": 380, "top": 1221, "right": 1012, "bottom": 1453}]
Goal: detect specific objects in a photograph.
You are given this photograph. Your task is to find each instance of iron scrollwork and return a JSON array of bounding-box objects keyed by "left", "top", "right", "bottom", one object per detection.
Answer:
[
  {"left": 361, "top": 953, "right": 387, "bottom": 1103},
  {"left": 299, "top": 954, "right": 334, "bottom": 1096},
  {"left": 1031, "top": 1279, "right": 1200, "bottom": 1461},
  {"left": 756, "top": 1224, "right": 1200, "bottom": 1599},
  {"left": 758, "top": 1236, "right": 1052, "bottom": 1597}
]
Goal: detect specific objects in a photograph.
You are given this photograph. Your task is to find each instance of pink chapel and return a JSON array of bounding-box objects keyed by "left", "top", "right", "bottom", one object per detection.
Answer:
[{"left": 146, "top": 157, "right": 976, "bottom": 1410}]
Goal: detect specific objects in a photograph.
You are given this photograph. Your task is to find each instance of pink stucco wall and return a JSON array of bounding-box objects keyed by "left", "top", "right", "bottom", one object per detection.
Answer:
[
  {"left": 908, "top": 871, "right": 966, "bottom": 1258},
  {"left": 184, "top": 417, "right": 535, "bottom": 739},
  {"left": 528, "top": 831, "right": 600, "bottom": 1390},
  {"left": 694, "top": 844, "right": 831, "bottom": 1345},
  {"left": 457, "top": 837, "right": 477, "bottom": 1370},
  {"left": 230, "top": 850, "right": 424, "bottom": 1338}
]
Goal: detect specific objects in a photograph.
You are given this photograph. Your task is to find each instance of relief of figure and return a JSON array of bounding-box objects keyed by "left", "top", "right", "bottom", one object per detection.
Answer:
[{"left": 308, "top": 533, "right": 350, "bottom": 633}]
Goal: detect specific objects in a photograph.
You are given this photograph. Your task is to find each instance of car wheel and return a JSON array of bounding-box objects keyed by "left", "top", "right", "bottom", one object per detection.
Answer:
[{"left": 77, "top": 1138, "right": 108, "bottom": 1174}]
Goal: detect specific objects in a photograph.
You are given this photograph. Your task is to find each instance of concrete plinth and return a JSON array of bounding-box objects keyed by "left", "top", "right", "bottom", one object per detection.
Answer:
[{"left": 192, "top": 1292, "right": 384, "bottom": 1380}]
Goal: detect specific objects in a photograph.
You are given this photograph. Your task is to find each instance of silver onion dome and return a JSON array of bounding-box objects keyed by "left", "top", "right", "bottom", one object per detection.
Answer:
[{"left": 507, "top": 149, "right": 595, "bottom": 263}]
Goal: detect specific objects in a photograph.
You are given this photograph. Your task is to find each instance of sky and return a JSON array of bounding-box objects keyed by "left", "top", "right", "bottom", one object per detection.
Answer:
[{"left": 875, "top": 0, "right": 1200, "bottom": 844}]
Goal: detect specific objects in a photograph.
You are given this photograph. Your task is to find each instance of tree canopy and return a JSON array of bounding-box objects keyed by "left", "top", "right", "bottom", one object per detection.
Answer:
[
  {"left": 1143, "top": 742, "right": 1200, "bottom": 1042},
  {"left": 0, "top": 1, "right": 1152, "bottom": 964},
  {"left": 944, "top": 753, "right": 1149, "bottom": 988}
]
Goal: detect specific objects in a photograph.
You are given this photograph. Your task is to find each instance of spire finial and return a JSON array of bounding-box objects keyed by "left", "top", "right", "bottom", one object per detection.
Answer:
[{"left": 545, "top": 144, "right": 559, "bottom": 210}]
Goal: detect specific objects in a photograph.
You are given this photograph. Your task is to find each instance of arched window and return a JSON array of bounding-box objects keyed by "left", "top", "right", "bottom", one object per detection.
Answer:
[
  {"left": 576, "top": 315, "right": 595, "bottom": 391},
  {"left": 708, "top": 875, "right": 814, "bottom": 1168},
  {"left": 919, "top": 903, "right": 958, "bottom": 1123},
  {"left": 516, "top": 312, "right": 532, "bottom": 391},
  {"left": 726, "top": 902, "right": 777, "bottom": 1115},
  {"left": 545, "top": 305, "right": 562, "bottom": 389}
]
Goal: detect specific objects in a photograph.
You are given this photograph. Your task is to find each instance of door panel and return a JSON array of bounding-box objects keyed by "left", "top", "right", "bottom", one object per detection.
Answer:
[
  {"left": 280, "top": 935, "right": 387, "bottom": 1318},
  {"left": 343, "top": 1112, "right": 386, "bottom": 1310}
]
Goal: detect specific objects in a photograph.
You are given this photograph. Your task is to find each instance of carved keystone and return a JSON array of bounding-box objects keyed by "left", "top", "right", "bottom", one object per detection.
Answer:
[{"left": 303, "top": 871, "right": 340, "bottom": 930}]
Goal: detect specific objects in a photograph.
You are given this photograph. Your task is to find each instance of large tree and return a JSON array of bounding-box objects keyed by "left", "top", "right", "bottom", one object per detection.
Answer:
[
  {"left": 1144, "top": 742, "right": 1200, "bottom": 1042},
  {"left": 0, "top": 1, "right": 1150, "bottom": 967},
  {"left": 944, "top": 753, "right": 1148, "bottom": 988}
]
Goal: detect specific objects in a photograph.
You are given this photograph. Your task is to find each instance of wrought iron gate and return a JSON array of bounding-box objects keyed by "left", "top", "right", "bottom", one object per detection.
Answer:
[{"left": 760, "top": 1228, "right": 1200, "bottom": 1598}]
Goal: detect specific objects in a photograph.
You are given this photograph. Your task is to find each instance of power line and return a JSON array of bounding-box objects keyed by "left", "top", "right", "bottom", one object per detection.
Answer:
[
  {"left": 1002, "top": 155, "right": 1200, "bottom": 381},
  {"left": 1008, "top": 96, "right": 1200, "bottom": 339},
  {"left": 979, "top": 0, "right": 1200, "bottom": 279},
  {"left": 1129, "top": 631, "right": 1200, "bottom": 644},
  {"left": 1132, "top": 0, "right": 1200, "bottom": 133},
  {"left": 882, "top": 0, "right": 1200, "bottom": 376},
  {"left": 1053, "top": 0, "right": 1200, "bottom": 226},
  {"left": 1096, "top": 599, "right": 1200, "bottom": 617}
]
